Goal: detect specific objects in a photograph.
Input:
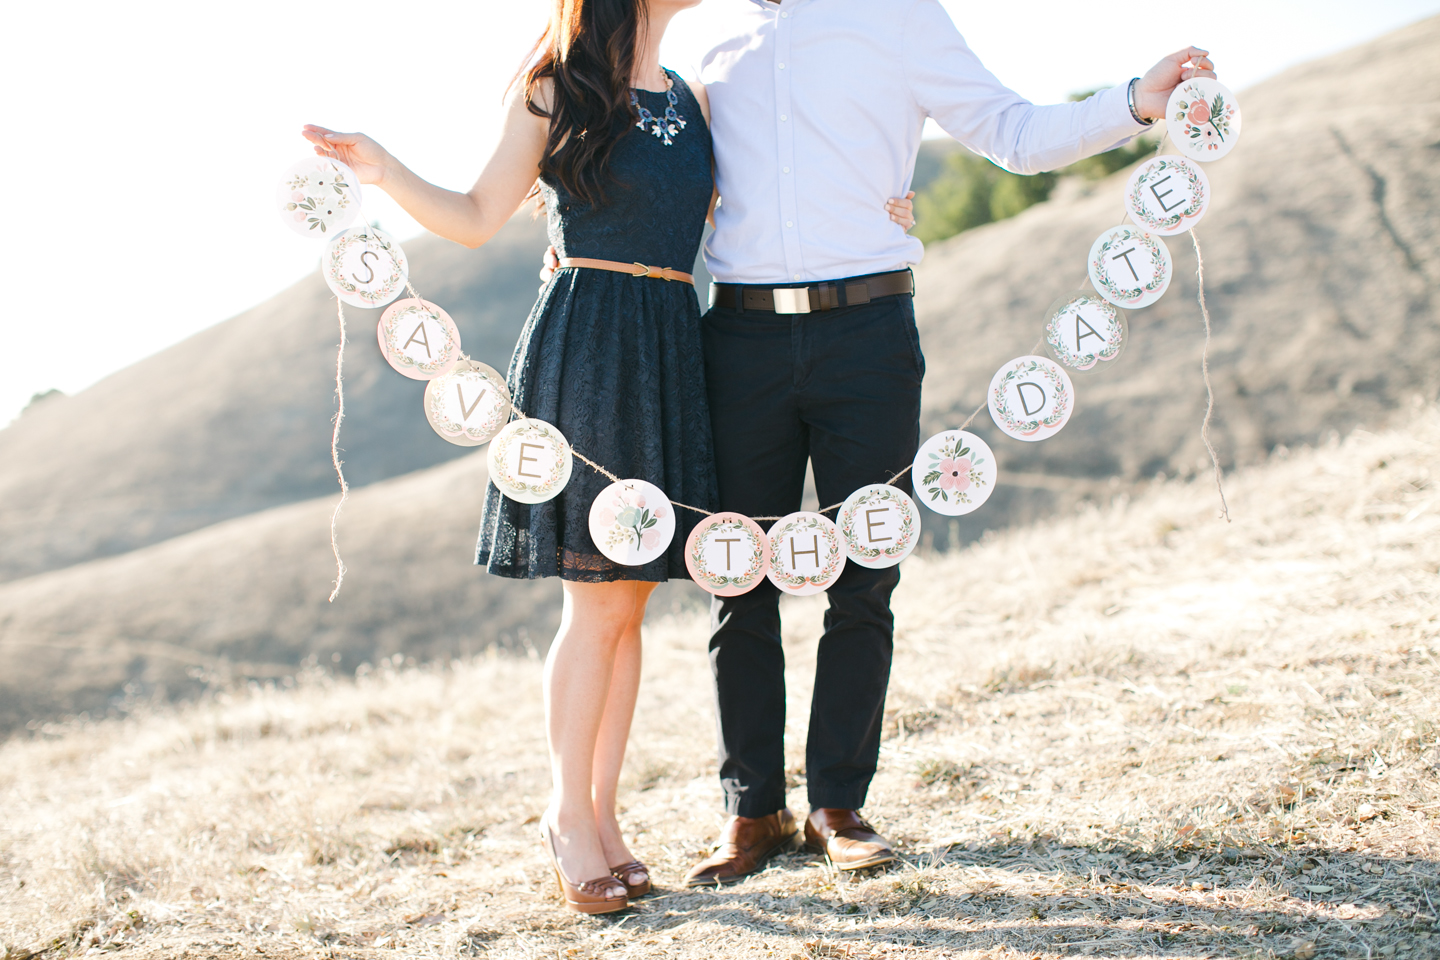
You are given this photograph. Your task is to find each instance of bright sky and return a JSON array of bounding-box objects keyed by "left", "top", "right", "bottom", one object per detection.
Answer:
[{"left": 3, "top": 0, "right": 1437, "bottom": 425}]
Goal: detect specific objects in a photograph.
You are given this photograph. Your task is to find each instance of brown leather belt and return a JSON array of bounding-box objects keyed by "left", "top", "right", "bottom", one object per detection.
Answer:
[
  {"left": 558, "top": 257, "right": 694, "bottom": 284},
  {"left": 710, "top": 269, "right": 914, "bottom": 314}
]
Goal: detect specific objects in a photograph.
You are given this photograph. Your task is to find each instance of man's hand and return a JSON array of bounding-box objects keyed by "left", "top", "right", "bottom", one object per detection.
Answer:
[
  {"left": 1133, "top": 47, "right": 1217, "bottom": 122},
  {"left": 539, "top": 245, "right": 559, "bottom": 284},
  {"left": 886, "top": 192, "right": 916, "bottom": 232}
]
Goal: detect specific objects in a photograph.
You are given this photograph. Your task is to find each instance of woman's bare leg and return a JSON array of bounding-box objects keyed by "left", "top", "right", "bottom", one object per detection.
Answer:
[
  {"left": 543, "top": 580, "right": 643, "bottom": 885},
  {"left": 592, "top": 582, "right": 657, "bottom": 872}
]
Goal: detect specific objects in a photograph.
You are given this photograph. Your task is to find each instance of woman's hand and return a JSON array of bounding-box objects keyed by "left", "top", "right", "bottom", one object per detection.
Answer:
[
  {"left": 1133, "top": 47, "right": 1217, "bottom": 121},
  {"left": 301, "top": 124, "right": 392, "bottom": 186},
  {"left": 886, "top": 191, "right": 916, "bottom": 232}
]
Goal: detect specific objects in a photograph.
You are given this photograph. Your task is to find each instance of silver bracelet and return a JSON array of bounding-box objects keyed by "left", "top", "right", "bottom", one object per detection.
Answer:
[{"left": 1128, "top": 77, "right": 1156, "bottom": 126}]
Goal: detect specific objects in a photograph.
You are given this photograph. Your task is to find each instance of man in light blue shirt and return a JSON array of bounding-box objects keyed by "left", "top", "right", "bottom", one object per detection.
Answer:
[{"left": 686, "top": 0, "right": 1216, "bottom": 885}]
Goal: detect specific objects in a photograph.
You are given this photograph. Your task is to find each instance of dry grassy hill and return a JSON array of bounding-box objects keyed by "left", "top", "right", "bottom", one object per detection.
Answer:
[
  {"left": 0, "top": 215, "right": 551, "bottom": 584},
  {"left": 3, "top": 407, "right": 1438, "bottom": 960},
  {"left": 913, "top": 15, "right": 1440, "bottom": 542}
]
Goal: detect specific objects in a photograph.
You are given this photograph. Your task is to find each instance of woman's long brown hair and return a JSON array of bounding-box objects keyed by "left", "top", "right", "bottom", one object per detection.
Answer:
[{"left": 516, "top": 0, "right": 649, "bottom": 207}]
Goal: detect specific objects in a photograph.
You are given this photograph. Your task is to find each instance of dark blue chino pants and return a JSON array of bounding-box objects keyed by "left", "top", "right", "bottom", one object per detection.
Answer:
[{"left": 701, "top": 292, "right": 924, "bottom": 817}]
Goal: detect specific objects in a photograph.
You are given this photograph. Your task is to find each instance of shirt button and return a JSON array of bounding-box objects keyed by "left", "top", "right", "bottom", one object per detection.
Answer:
[
  {"left": 786, "top": 220, "right": 794, "bottom": 228},
  {"left": 794, "top": 273, "right": 801, "bottom": 280},
  {"left": 780, "top": 114, "right": 788, "bottom": 121},
  {"left": 780, "top": 11, "right": 788, "bottom": 17},
  {"left": 782, "top": 166, "right": 790, "bottom": 173},
  {"left": 778, "top": 62, "right": 786, "bottom": 69}
]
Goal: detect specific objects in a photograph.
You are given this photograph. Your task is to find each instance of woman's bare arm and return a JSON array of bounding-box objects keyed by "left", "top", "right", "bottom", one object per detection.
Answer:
[{"left": 302, "top": 87, "right": 549, "bottom": 250}]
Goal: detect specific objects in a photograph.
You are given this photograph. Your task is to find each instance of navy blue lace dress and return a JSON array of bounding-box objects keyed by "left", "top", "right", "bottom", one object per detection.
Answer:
[{"left": 476, "top": 71, "right": 718, "bottom": 582}]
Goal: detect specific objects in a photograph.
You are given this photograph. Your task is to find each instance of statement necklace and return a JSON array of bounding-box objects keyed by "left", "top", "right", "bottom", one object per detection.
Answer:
[{"left": 630, "top": 76, "right": 686, "bottom": 146}]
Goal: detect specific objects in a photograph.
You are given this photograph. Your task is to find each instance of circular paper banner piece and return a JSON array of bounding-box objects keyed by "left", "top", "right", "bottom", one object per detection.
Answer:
[
  {"left": 276, "top": 157, "right": 361, "bottom": 238},
  {"left": 837, "top": 485, "right": 920, "bottom": 569},
  {"left": 766, "top": 512, "right": 846, "bottom": 597},
  {"left": 988, "top": 355, "right": 1075, "bottom": 443},
  {"left": 912, "top": 430, "right": 997, "bottom": 516},
  {"left": 1125, "top": 155, "right": 1210, "bottom": 236},
  {"left": 323, "top": 226, "right": 409, "bottom": 310},
  {"left": 1044, "top": 293, "right": 1127, "bottom": 371},
  {"left": 685, "top": 513, "right": 771, "bottom": 597},
  {"left": 1087, "top": 225, "right": 1172, "bottom": 309},
  {"left": 588, "top": 479, "right": 676, "bottom": 567},
  {"left": 424, "top": 361, "right": 512, "bottom": 447},
  {"left": 1167, "top": 78, "right": 1241, "bottom": 162},
  {"left": 486, "top": 418, "right": 573, "bottom": 504},
  {"left": 378, "top": 299, "right": 462, "bottom": 380}
]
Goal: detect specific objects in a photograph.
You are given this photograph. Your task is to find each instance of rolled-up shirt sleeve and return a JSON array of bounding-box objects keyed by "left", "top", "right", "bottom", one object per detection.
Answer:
[{"left": 903, "top": 0, "right": 1149, "bottom": 175}]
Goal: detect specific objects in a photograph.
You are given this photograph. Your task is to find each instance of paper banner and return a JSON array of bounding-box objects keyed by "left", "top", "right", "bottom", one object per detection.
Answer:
[
  {"left": 838, "top": 484, "right": 919, "bottom": 569},
  {"left": 766, "top": 512, "right": 846, "bottom": 597},
  {"left": 988, "top": 355, "right": 1075, "bottom": 442},
  {"left": 1167, "top": 78, "right": 1241, "bottom": 162},
  {"left": 589, "top": 479, "right": 676, "bottom": 566},
  {"left": 1125, "top": 155, "right": 1210, "bottom": 236},
  {"left": 1044, "top": 293, "right": 1126, "bottom": 370},
  {"left": 685, "top": 513, "right": 770, "bottom": 596},
  {"left": 378, "top": 298, "right": 462, "bottom": 380},
  {"left": 424, "top": 360, "right": 512, "bottom": 446},
  {"left": 323, "top": 226, "right": 409, "bottom": 310},
  {"left": 486, "top": 418, "right": 572, "bottom": 504},
  {"left": 276, "top": 157, "right": 361, "bottom": 238},
  {"left": 1087, "top": 225, "right": 1172, "bottom": 310},
  {"left": 912, "top": 430, "right": 997, "bottom": 516}
]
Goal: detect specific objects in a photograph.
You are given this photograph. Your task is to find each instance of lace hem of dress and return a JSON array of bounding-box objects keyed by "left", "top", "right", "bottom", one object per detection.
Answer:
[{"left": 560, "top": 548, "right": 669, "bottom": 584}]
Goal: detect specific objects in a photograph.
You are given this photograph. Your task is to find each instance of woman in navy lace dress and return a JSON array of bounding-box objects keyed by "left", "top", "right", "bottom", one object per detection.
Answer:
[{"left": 305, "top": 0, "right": 912, "bottom": 914}]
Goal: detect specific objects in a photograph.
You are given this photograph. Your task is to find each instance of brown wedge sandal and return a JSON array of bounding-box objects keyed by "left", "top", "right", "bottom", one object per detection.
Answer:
[
  {"left": 609, "top": 859, "right": 653, "bottom": 898},
  {"left": 540, "top": 820, "right": 628, "bottom": 915}
]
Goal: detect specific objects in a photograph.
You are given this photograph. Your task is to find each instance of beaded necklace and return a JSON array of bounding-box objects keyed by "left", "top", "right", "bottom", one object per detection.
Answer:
[{"left": 630, "top": 75, "right": 687, "bottom": 146}]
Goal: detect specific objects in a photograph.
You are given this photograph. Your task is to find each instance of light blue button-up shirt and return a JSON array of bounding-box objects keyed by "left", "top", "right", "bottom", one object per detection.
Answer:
[{"left": 700, "top": 0, "right": 1149, "bottom": 284}]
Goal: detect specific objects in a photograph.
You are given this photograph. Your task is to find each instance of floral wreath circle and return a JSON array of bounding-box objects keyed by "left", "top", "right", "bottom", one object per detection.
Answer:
[
  {"left": 767, "top": 513, "right": 844, "bottom": 590},
  {"left": 489, "top": 419, "right": 570, "bottom": 498},
  {"left": 990, "top": 357, "right": 1071, "bottom": 436},
  {"left": 325, "top": 228, "right": 408, "bottom": 308},
  {"left": 380, "top": 300, "right": 460, "bottom": 378},
  {"left": 425, "top": 363, "right": 511, "bottom": 444},
  {"left": 1089, "top": 227, "right": 1170, "bottom": 307},
  {"left": 1126, "top": 157, "right": 1208, "bottom": 235},
  {"left": 839, "top": 485, "right": 917, "bottom": 564},
  {"left": 1045, "top": 295, "right": 1124, "bottom": 370},
  {"left": 688, "top": 516, "right": 768, "bottom": 591}
]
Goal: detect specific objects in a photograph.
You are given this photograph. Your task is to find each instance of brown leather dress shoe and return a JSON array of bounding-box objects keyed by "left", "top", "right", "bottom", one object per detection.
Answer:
[
  {"left": 804, "top": 808, "right": 896, "bottom": 871},
  {"left": 683, "top": 809, "right": 798, "bottom": 887}
]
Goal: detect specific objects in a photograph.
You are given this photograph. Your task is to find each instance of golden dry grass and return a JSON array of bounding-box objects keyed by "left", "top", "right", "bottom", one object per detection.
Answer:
[{"left": 4, "top": 409, "right": 1440, "bottom": 960}]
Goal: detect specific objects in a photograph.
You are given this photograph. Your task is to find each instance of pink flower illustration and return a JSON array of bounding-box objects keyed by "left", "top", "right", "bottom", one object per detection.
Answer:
[
  {"left": 653, "top": 506, "right": 666, "bottom": 519},
  {"left": 642, "top": 529, "right": 658, "bottom": 549},
  {"left": 598, "top": 508, "right": 616, "bottom": 527},
  {"left": 291, "top": 190, "right": 306, "bottom": 202},
  {"left": 636, "top": 496, "right": 647, "bottom": 508},
  {"left": 293, "top": 211, "right": 307, "bottom": 222},
  {"left": 1187, "top": 99, "right": 1210, "bottom": 125},
  {"left": 937, "top": 457, "right": 972, "bottom": 492}
]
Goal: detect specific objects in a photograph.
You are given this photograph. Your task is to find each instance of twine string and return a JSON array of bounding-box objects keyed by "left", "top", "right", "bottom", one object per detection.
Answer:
[
  {"left": 1192, "top": 227, "right": 1230, "bottom": 521},
  {"left": 327, "top": 299, "right": 350, "bottom": 602}
]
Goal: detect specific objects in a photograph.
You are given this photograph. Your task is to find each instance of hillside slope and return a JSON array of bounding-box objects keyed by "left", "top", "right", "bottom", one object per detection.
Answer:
[
  {"left": 913, "top": 15, "right": 1440, "bottom": 540},
  {"left": 0, "top": 215, "right": 550, "bottom": 583},
  {"left": 0, "top": 452, "right": 564, "bottom": 734},
  {"left": 3, "top": 407, "right": 1438, "bottom": 959}
]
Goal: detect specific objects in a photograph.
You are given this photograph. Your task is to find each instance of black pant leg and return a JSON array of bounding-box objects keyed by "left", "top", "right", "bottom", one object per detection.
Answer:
[
  {"left": 701, "top": 305, "right": 808, "bottom": 817},
  {"left": 795, "top": 296, "right": 924, "bottom": 810}
]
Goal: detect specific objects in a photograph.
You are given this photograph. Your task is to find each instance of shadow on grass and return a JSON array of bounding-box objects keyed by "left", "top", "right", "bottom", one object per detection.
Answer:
[{"left": 562, "top": 841, "right": 1439, "bottom": 958}]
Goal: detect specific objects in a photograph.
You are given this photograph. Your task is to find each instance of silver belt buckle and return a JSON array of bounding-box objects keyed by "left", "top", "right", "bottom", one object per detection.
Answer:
[{"left": 772, "top": 287, "right": 811, "bottom": 314}]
